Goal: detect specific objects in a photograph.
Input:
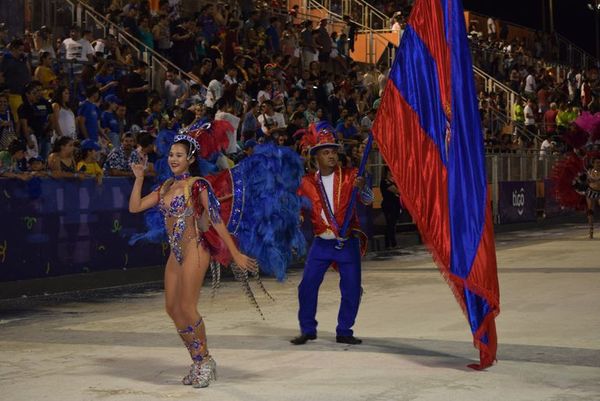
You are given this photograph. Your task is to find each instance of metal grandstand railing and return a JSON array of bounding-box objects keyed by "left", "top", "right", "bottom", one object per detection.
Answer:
[
  {"left": 309, "top": 0, "right": 388, "bottom": 30},
  {"left": 305, "top": 0, "right": 396, "bottom": 66},
  {"left": 467, "top": 10, "right": 598, "bottom": 69},
  {"left": 472, "top": 65, "right": 526, "bottom": 119},
  {"left": 50, "top": 0, "right": 196, "bottom": 93}
]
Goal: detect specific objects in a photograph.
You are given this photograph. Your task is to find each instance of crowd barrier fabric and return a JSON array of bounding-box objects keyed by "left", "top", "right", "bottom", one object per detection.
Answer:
[
  {"left": 0, "top": 178, "right": 167, "bottom": 282},
  {"left": 497, "top": 181, "right": 537, "bottom": 224}
]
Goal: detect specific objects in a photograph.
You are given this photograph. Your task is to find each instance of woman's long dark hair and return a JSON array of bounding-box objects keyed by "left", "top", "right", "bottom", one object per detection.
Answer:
[
  {"left": 52, "top": 136, "right": 74, "bottom": 154},
  {"left": 172, "top": 139, "right": 201, "bottom": 177},
  {"left": 52, "top": 85, "right": 70, "bottom": 109}
]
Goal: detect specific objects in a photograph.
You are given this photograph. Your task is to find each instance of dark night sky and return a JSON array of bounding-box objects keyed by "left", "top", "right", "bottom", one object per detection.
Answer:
[{"left": 462, "top": 0, "right": 597, "bottom": 57}]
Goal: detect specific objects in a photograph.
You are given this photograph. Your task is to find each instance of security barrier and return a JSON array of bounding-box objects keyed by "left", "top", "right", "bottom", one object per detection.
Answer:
[{"left": 0, "top": 177, "right": 167, "bottom": 282}]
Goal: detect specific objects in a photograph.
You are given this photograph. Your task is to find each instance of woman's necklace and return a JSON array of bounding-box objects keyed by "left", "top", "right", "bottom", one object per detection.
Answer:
[{"left": 174, "top": 172, "right": 190, "bottom": 181}]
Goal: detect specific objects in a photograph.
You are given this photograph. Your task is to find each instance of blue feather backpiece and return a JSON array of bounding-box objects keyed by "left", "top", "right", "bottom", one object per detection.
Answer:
[{"left": 228, "top": 144, "right": 306, "bottom": 281}]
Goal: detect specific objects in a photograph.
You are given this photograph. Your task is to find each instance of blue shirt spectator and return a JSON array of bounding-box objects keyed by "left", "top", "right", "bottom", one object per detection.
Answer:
[
  {"left": 265, "top": 18, "right": 281, "bottom": 53},
  {"left": 77, "top": 87, "right": 101, "bottom": 142},
  {"left": 336, "top": 117, "right": 358, "bottom": 140}
]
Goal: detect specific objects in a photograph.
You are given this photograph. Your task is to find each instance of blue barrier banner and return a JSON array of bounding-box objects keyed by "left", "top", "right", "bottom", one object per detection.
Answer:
[
  {"left": 0, "top": 177, "right": 374, "bottom": 282},
  {"left": 0, "top": 178, "right": 167, "bottom": 282},
  {"left": 497, "top": 181, "right": 537, "bottom": 224}
]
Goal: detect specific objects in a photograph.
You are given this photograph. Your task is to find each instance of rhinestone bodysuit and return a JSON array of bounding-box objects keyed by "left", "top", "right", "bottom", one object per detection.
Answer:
[{"left": 159, "top": 192, "right": 194, "bottom": 264}]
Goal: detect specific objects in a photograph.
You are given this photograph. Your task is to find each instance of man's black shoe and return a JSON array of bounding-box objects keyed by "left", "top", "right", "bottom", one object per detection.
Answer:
[
  {"left": 290, "top": 334, "right": 317, "bottom": 345},
  {"left": 336, "top": 335, "right": 362, "bottom": 345}
]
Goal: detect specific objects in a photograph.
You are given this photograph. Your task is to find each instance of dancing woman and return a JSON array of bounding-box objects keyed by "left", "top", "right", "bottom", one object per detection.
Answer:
[
  {"left": 128, "top": 134, "right": 257, "bottom": 388},
  {"left": 586, "top": 157, "right": 600, "bottom": 238}
]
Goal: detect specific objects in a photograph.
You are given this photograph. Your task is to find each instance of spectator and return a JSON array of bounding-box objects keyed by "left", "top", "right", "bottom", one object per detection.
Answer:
[
  {"left": 300, "top": 20, "right": 317, "bottom": 71},
  {"left": 360, "top": 108, "right": 375, "bottom": 135},
  {"left": 80, "top": 30, "right": 96, "bottom": 62},
  {"left": 138, "top": 16, "right": 154, "bottom": 52},
  {"left": 487, "top": 17, "right": 496, "bottom": 39},
  {"left": 205, "top": 68, "right": 225, "bottom": 108},
  {"left": 0, "top": 39, "right": 31, "bottom": 118},
  {"left": 241, "top": 100, "right": 260, "bottom": 136},
  {"left": 122, "top": 61, "right": 149, "bottom": 122},
  {"left": 304, "top": 99, "right": 319, "bottom": 125},
  {"left": 0, "top": 92, "right": 17, "bottom": 150},
  {"left": 121, "top": 6, "right": 141, "bottom": 39},
  {"left": 77, "top": 86, "right": 102, "bottom": 143},
  {"left": 286, "top": 111, "right": 305, "bottom": 139},
  {"left": 61, "top": 26, "right": 94, "bottom": 75},
  {"left": 257, "top": 100, "right": 286, "bottom": 141},
  {"left": 276, "top": 131, "right": 289, "bottom": 147},
  {"left": 101, "top": 94, "right": 124, "bottom": 146},
  {"left": 0, "top": 23, "right": 9, "bottom": 51},
  {"left": 391, "top": 14, "right": 402, "bottom": 32},
  {"left": 152, "top": 14, "right": 172, "bottom": 56},
  {"left": 33, "top": 52, "right": 57, "bottom": 99},
  {"left": 539, "top": 135, "right": 554, "bottom": 160},
  {"left": 27, "top": 156, "right": 48, "bottom": 176},
  {"left": 93, "top": 34, "right": 119, "bottom": 60},
  {"left": 543, "top": 102, "right": 558, "bottom": 137},
  {"left": 18, "top": 81, "right": 53, "bottom": 158},
  {"left": 134, "top": 131, "right": 156, "bottom": 176},
  {"left": 51, "top": 86, "right": 77, "bottom": 140},
  {"left": 336, "top": 114, "right": 358, "bottom": 141},
  {"left": 145, "top": 97, "right": 164, "bottom": 133},
  {"left": 95, "top": 61, "right": 119, "bottom": 100},
  {"left": 77, "top": 139, "right": 103, "bottom": 182},
  {"left": 581, "top": 78, "right": 592, "bottom": 110},
  {"left": 223, "top": 66, "right": 239, "bottom": 87},
  {"left": 47, "top": 136, "right": 79, "bottom": 178},
  {"left": 523, "top": 98, "right": 536, "bottom": 145},
  {"left": 0, "top": 139, "right": 28, "bottom": 179},
  {"left": 343, "top": 15, "right": 357, "bottom": 54},
  {"left": 214, "top": 99, "right": 240, "bottom": 155},
  {"left": 524, "top": 68, "right": 536, "bottom": 97},
  {"left": 171, "top": 19, "right": 196, "bottom": 71},
  {"left": 257, "top": 80, "right": 273, "bottom": 105},
  {"left": 164, "top": 70, "right": 188, "bottom": 108},
  {"left": 103, "top": 131, "right": 137, "bottom": 176},
  {"left": 265, "top": 17, "right": 281, "bottom": 54}
]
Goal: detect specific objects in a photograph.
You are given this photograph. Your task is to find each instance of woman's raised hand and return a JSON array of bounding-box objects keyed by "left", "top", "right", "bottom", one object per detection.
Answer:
[{"left": 131, "top": 163, "right": 145, "bottom": 179}]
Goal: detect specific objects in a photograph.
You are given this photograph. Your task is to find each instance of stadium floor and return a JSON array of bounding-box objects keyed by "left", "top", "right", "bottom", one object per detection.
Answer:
[{"left": 0, "top": 220, "right": 599, "bottom": 401}]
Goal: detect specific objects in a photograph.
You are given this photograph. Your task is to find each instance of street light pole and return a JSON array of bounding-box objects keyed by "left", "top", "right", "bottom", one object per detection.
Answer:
[
  {"left": 589, "top": 0, "right": 600, "bottom": 63},
  {"left": 595, "top": 0, "right": 600, "bottom": 62},
  {"left": 548, "top": 0, "right": 554, "bottom": 32}
]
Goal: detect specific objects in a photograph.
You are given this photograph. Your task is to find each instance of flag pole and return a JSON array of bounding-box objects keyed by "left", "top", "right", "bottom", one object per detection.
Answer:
[{"left": 336, "top": 133, "right": 373, "bottom": 248}]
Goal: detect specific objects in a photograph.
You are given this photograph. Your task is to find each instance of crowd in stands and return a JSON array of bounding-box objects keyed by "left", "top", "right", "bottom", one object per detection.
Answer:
[
  {"left": 0, "top": 0, "right": 598, "bottom": 182},
  {"left": 0, "top": 0, "right": 395, "bottom": 181},
  {"left": 467, "top": 17, "right": 600, "bottom": 154}
]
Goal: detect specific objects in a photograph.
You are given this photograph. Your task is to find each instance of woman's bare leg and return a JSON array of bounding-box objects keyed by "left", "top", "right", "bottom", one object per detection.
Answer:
[{"left": 587, "top": 198, "right": 594, "bottom": 239}]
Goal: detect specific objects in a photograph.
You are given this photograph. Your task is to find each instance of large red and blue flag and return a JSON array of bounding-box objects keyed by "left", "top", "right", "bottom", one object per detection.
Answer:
[{"left": 372, "top": 0, "right": 500, "bottom": 369}]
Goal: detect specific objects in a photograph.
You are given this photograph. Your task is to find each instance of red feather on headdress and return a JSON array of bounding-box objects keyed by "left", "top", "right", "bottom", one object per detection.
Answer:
[{"left": 187, "top": 120, "right": 233, "bottom": 158}]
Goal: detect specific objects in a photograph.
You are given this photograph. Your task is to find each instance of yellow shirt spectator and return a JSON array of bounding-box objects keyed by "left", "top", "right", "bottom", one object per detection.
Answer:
[{"left": 77, "top": 160, "right": 103, "bottom": 177}]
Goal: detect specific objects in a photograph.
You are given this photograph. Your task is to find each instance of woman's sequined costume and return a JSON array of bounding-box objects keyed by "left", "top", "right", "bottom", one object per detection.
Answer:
[
  {"left": 133, "top": 143, "right": 307, "bottom": 312},
  {"left": 551, "top": 111, "right": 600, "bottom": 239},
  {"left": 158, "top": 177, "right": 227, "bottom": 266}
]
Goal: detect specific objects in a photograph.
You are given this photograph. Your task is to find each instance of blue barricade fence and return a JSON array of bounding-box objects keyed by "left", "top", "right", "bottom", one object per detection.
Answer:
[
  {"left": 0, "top": 178, "right": 167, "bottom": 282},
  {"left": 0, "top": 177, "right": 374, "bottom": 283}
]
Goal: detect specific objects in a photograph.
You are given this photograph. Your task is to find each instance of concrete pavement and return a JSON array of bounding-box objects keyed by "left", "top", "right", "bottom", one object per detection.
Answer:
[{"left": 0, "top": 221, "right": 599, "bottom": 401}]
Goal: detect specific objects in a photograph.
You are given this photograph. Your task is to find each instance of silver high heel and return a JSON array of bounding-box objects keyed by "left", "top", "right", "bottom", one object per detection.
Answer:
[
  {"left": 182, "top": 363, "right": 199, "bottom": 385},
  {"left": 192, "top": 357, "right": 217, "bottom": 388}
]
